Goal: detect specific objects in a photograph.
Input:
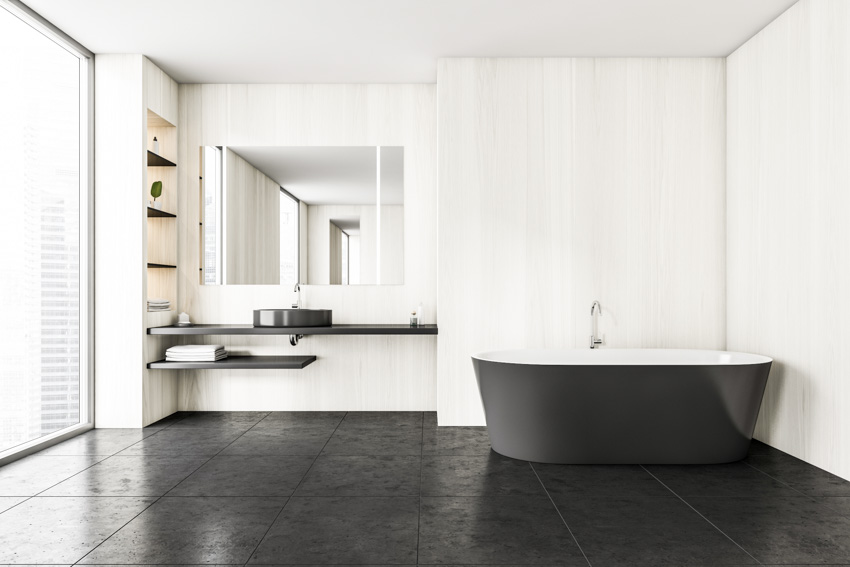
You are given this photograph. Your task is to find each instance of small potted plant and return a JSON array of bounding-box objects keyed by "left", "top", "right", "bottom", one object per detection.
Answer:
[{"left": 150, "top": 180, "right": 163, "bottom": 210}]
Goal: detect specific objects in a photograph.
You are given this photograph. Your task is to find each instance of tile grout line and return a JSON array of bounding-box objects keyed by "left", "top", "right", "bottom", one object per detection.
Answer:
[
  {"left": 241, "top": 411, "right": 348, "bottom": 567},
  {"left": 639, "top": 465, "right": 764, "bottom": 566},
  {"left": 70, "top": 414, "right": 270, "bottom": 566},
  {"left": 741, "top": 458, "right": 820, "bottom": 498},
  {"left": 416, "top": 411, "right": 424, "bottom": 565},
  {"left": 529, "top": 462, "right": 593, "bottom": 567}
]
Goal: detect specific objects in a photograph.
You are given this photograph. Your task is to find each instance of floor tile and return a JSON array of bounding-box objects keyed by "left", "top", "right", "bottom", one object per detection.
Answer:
[
  {"left": 145, "top": 412, "right": 190, "bottom": 429},
  {"left": 645, "top": 462, "right": 801, "bottom": 498},
  {"left": 534, "top": 463, "right": 671, "bottom": 498},
  {"left": 249, "top": 496, "right": 419, "bottom": 564},
  {"left": 690, "top": 496, "right": 850, "bottom": 565},
  {"left": 746, "top": 454, "right": 850, "bottom": 496},
  {"left": 0, "top": 495, "right": 27, "bottom": 514},
  {"left": 337, "top": 411, "right": 423, "bottom": 428},
  {"left": 0, "top": 455, "right": 103, "bottom": 496},
  {"left": 322, "top": 424, "right": 422, "bottom": 456},
  {"left": 41, "top": 455, "right": 209, "bottom": 496},
  {"left": 117, "top": 427, "right": 245, "bottom": 456},
  {"left": 221, "top": 426, "right": 333, "bottom": 456},
  {"left": 748, "top": 439, "right": 787, "bottom": 457},
  {"left": 169, "top": 455, "right": 314, "bottom": 497},
  {"left": 421, "top": 454, "right": 544, "bottom": 496},
  {"left": 256, "top": 411, "right": 345, "bottom": 429},
  {"left": 418, "top": 495, "right": 585, "bottom": 565},
  {"left": 0, "top": 496, "right": 154, "bottom": 563},
  {"left": 553, "top": 496, "right": 756, "bottom": 565},
  {"left": 295, "top": 455, "right": 420, "bottom": 496},
  {"left": 169, "top": 411, "right": 270, "bottom": 430},
  {"left": 81, "top": 496, "right": 285, "bottom": 565},
  {"left": 819, "top": 496, "right": 850, "bottom": 518},
  {"left": 422, "top": 412, "right": 492, "bottom": 456},
  {"left": 37, "top": 428, "right": 157, "bottom": 456}
]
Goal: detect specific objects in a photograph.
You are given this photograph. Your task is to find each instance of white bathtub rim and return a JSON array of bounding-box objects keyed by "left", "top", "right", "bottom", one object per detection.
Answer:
[{"left": 472, "top": 348, "right": 773, "bottom": 366}]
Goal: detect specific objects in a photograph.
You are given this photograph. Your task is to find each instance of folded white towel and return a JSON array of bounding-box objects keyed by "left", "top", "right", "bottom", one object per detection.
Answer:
[
  {"left": 166, "top": 353, "right": 228, "bottom": 362},
  {"left": 147, "top": 299, "right": 170, "bottom": 304},
  {"left": 166, "top": 345, "right": 225, "bottom": 355}
]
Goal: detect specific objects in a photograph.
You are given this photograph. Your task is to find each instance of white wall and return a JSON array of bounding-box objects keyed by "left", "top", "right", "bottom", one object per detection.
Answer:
[
  {"left": 727, "top": 0, "right": 850, "bottom": 480},
  {"left": 438, "top": 58, "right": 727, "bottom": 425},
  {"left": 175, "top": 84, "right": 437, "bottom": 411},
  {"left": 95, "top": 55, "right": 180, "bottom": 427}
]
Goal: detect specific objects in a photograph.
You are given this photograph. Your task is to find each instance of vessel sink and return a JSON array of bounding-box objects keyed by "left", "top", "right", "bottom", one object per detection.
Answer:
[{"left": 253, "top": 308, "right": 333, "bottom": 327}]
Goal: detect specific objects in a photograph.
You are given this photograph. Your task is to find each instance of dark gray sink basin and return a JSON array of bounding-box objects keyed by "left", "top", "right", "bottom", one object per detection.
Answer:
[{"left": 253, "top": 309, "right": 332, "bottom": 328}]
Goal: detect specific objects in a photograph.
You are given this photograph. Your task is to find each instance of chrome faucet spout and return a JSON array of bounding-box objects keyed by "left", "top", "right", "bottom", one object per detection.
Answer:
[
  {"left": 590, "top": 300, "right": 603, "bottom": 349},
  {"left": 292, "top": 283, "right": 301, "bottom": 309}
]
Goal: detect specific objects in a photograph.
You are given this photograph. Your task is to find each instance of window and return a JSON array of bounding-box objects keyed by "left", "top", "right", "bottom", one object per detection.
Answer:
[{"left": 0, "top": 1, "right": 92, "bottom": 460}]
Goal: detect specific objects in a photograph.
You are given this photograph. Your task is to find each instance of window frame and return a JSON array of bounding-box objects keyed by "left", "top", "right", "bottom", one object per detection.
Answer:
[{"left": 0, "top": 0, "right": 94, "bottom": 466}]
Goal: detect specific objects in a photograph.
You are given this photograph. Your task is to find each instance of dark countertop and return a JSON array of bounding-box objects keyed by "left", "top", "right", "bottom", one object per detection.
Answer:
[{"left": 147, "top": 323, "right": 438, "bottom": 336}]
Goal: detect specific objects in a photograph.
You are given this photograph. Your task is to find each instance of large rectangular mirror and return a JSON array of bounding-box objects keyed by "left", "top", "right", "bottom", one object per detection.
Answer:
[{"left": 200, "top": 146, "right": 403, "bottom": 285}]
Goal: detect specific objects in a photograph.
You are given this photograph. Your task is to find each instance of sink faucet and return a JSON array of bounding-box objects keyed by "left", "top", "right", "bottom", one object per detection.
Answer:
[
  {"left": 292, "top": 282, "right": 301, "bottom": 309},
  {"left": 590, "top": 300, "right": 602, "bottom": 349}
]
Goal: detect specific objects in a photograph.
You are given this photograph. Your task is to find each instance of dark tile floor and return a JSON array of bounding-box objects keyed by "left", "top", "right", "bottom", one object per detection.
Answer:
[{"left": 0, "top": 411, "right": 849, "bottom": 565}]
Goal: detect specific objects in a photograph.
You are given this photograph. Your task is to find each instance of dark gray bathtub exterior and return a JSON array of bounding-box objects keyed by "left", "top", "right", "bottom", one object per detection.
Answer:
[{"left": 473, "top": 352, "right": 771, "bottom": 464}]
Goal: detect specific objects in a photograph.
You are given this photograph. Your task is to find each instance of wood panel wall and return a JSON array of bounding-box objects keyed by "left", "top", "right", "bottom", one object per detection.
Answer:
[
  {"left": 437, "top": 58, "right": 727, "bottom": 425},
  {"left": 224, "top": 148, "right": 280, "bottom": 285},
  {"left": 176, "top": 84, "right": 437, "bottom": 411},
  {"left": 727, "top": 0, "right": 850, "bottom": 480}
]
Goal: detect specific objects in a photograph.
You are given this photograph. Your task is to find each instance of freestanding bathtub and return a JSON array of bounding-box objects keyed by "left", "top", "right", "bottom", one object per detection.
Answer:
[{"left": 472, "top": 349, "right": 772, "bottom": 464}]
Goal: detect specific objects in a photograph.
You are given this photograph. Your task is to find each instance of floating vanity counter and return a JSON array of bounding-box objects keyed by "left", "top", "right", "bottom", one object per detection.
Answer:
[
  {"left": 147, "top": 324, "right": 438, "bottom": 336},
  {"left": 145, "top": 324, "right": 437, "bottom": 370}
]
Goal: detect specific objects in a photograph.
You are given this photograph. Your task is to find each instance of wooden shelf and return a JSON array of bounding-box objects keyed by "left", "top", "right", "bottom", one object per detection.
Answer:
[
  {"left": 147, "top": 263, "right": 177, "bottom": 269},
  {"left": 147, "top": 150, "right": 176, "bottom": 167},
  {"left": 147, "top": 355, "right": 317, "bottom": 370},
  {"left": 147, "top": 207, "right": 176, "bottom": 218},
  {"left": 148, "top": 323, "right": 439, "bottom": 336}
]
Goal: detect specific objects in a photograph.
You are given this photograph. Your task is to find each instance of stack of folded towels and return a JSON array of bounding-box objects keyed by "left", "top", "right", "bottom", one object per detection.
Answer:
[
  {"left": 147, "top": 298, "right": 171, "bottom": 312},
  {"left": 165, "top": 344, "right": 228, "bottom": 362}
]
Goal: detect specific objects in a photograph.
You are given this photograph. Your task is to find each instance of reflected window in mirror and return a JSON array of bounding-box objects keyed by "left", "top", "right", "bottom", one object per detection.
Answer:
[{"left": 279, "top": 188, "right": 299, "bottom": 286}]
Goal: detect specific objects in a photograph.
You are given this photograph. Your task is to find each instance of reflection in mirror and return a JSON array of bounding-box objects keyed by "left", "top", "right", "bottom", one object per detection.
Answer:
[{"left": 199, "top": 146, "right": 403, "bottom": 286}]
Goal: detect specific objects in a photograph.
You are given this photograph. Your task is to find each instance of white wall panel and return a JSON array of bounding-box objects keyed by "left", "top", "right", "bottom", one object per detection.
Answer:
[
  {"left": 437, "top": 58, "right": 726, "bottom": 425},
  {"left": 727, "top": 0, "right": 850, "bottom": 480}
]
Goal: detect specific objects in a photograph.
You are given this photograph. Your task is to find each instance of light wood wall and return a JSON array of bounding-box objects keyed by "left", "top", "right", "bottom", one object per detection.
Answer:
[
  {"left": 727, "top": 0, "right": 850, "bottom": 480},
  {"left": 176, "top": 84, "right": 437, "bottom": 411},
  {"left": 437, "top": 58, "right": 727, "bottom": 425},
  {"left": 224, "top": 148, "right": 280, "bottom": 285}
]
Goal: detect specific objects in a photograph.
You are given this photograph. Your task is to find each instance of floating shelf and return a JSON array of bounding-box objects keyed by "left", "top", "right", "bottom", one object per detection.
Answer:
[
  {"left": 147, "top": 150, "right": 176, "bottom": 167},
  {"left": 147, "top": 263, "right": 177, "bottom": 269},
  {"left": 148, "top": 323, "right": 439, "bottom": 336},
  {"left": 147, "top": 207, "right": 176, "bottom": 218},
  {"left": 147, "top": 355, "right": 317, "bottom": 370}
]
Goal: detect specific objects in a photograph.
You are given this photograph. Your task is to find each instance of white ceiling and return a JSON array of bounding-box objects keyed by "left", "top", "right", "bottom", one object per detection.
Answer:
[
  {"left": 228, "top": 146, "right": 404, "bottom": 206},
  {"left": 25, "top": 0, "right": 798, "bottom": 83}
]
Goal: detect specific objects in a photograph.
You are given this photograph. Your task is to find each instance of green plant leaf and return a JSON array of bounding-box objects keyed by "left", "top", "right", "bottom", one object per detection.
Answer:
[{"left": 151, "top": 180, "right": 162, "bottom": 200}]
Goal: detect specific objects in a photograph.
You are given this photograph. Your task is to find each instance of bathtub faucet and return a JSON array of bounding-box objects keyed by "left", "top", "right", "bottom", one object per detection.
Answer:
[{"left": 590, "top": 301, "right": 603, "bottom": 349}]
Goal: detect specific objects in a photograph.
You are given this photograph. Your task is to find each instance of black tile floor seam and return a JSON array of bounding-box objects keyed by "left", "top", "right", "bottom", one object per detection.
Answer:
[
  {"left": 639, "top": 464, "right": 764, "bottom": 565},
  {"left": 241, "top": 410, "right": 349, "bottom": 567},
  {"left": 742, "top": 457, "right": 826, "bottom": 499},
  {"left": 416, "top": 411, "right": 424, "bottom": 565},
  {"left": 529, "top": 462, "right": 592, "bottom": 567},
  {"left": 69, "top": 414, "right": 277, "bottom": 567}
]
